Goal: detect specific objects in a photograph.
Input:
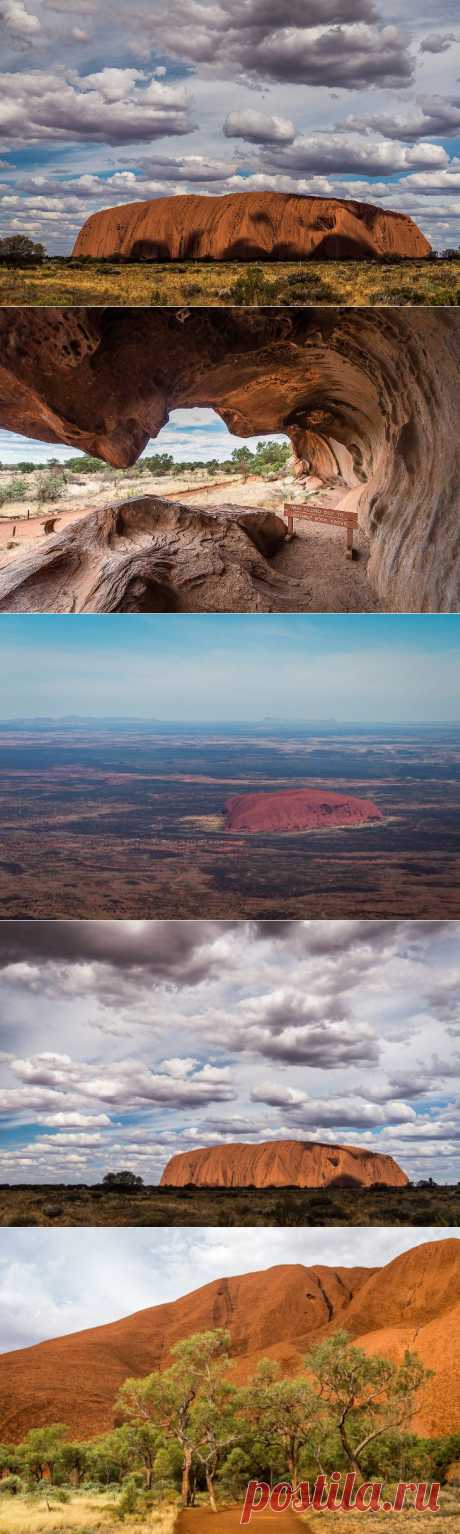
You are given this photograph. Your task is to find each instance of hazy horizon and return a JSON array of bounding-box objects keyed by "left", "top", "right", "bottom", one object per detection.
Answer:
[{"left": 1, "top": 615, "right": 460, "bottom": 722}]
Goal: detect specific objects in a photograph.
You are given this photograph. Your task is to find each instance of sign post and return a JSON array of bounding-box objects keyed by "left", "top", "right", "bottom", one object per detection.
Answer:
[{"left": 284, "top": 502, "right": 359, "bottom": 559}]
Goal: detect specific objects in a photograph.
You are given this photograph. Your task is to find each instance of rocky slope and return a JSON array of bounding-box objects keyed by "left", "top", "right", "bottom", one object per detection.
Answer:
[
  {"left": 0, "top": 1241, "right": 459, "bottom": 1441},
  {"left": 160, "top": 1139, "right": 408, "bottom": 1189},
  {"left": 72, "top": 191, "right": 431, "bottom": 262},
  {"left": 224, "top": 788, "right": 382, "bottom": 833},
  {"left": 0, "top": 309, "right": 458, "bottom": 611}
]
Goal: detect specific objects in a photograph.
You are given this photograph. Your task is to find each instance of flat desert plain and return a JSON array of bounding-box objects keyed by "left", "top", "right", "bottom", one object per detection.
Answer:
[{"left": 0, "top": 721, "right": 459, "bottom": 918}]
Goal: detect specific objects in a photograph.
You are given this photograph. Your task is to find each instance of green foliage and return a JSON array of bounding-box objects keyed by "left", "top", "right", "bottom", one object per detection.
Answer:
[
  {"left": 0, "top": 235, "right": 46, "bottom": 264},
  {"left": 102, "top": 1170, "right": 144, "bottom": 1190},
  {"left": 19, "top": 1423, "right": 69, "bottom": 1483},
  {"left": 0, "top": 1473, "right": 24, "bottom": 1495},
  {"left": 0, "top": 477, "right": 28, "bottom": 505},
  {"left": 141, "top": 453, "right": 174, "bottom": 476},
  {"left": 228, "top": 265, "right": 278, "bottom": 305},
  {"left": 35, "top": 473, "right": 65, "bottom": 504},
  {"left": 306, "top": 1331, "right": 432, "bottom": 1475}
]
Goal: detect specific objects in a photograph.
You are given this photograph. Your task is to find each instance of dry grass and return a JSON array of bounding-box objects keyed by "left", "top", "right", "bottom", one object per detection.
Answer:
[
  {"left": 0, "top": 258, "right": 458, "bottom": 307},
  {"left": 302, "top": 1488, "right": 460, "bottom": 1532},
  {"left": 0, "top": 1492, "right": 177, "bottom": 1534}
]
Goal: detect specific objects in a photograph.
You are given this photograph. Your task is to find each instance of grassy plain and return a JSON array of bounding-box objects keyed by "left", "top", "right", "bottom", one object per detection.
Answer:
[
  {"left": 0, "top": 1490, "right": 177, "bottom": 1533},
  {"left": 0, "top": 257, "right": 458, "bottom": 307},
  {"left": 2, "top": 1184, "right": 460, "bottom": 1226}
]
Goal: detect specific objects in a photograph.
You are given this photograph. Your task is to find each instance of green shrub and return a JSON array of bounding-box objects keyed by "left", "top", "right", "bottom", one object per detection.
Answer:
[
  {"left": 0, "top": 1474, "right": 24, "bottom": 1495},
  {"left": 0, "top": 478, "right": 28, "bottom": 505},
  {"left": 229, "top": 265, "right": 279, "bottom": 305}
]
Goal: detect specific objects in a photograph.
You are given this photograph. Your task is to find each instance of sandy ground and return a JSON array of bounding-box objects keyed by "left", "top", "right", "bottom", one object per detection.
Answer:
[
  {"left": 177, "top": 1508, "right": 303, "bottom": 1531},
  {"left": 0, "top": 472, "right": 381, "bottom": 613}
]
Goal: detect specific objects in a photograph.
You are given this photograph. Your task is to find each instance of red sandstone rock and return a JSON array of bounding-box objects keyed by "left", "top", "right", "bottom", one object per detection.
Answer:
[
  {"left": 72, "top": 191, "right": 431, "bottom": 262},
  {"left": 0, "top": 1240, "right": 458, "bottom": 1440},
  {"left": 0, "top": 308, "right": 458, "bottom": 613},
  {"left": 224, "top": 787, "right": 382, "bottom": 833},
  {"left": 160, "top": 1139, "right": 408, "bottom": 1189}
]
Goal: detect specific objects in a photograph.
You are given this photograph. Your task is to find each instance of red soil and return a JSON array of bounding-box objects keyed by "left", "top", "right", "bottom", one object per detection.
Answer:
[
  {"left": 176, "top": 1510, "right": 301, "bottom": 1531},
  {"left": 224, "top": 787, "right": 382, "bottom": 833}
]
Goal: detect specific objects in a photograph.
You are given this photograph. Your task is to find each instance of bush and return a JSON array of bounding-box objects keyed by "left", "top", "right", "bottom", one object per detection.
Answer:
[
  {"left": 0, "top": 1474, "right": 24, "bottom": 1495},
  {"left": 229, "top": 266, "right": 279, "bottom": 305},
  {"left": 0, "top": 478, "right": 28, "bottom": 506},
  {"left": 36, "top": 474, "right": 65, "bottom": 504}
]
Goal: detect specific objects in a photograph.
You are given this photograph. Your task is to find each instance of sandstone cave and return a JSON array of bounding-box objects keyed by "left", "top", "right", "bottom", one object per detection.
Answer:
[{"left": 0, "top": 306, "right": 458, "bottom": 613}]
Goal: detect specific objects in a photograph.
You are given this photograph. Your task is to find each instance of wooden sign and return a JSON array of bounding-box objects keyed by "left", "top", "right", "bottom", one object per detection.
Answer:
[{"left": 284, "top": 501, "right": 358, "bottom": 558}]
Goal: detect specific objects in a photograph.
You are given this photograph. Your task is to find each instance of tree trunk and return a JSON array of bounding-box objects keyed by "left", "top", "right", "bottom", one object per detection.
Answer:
[
  {"left": 339, "top": 1423, "right": 363, "bottom": 1479},
  {"left": 181, "top": 1447, "right": 193, "bottom": 1506},
  {"left": 206, "top": 1469, "right": 217, "bottom": 1512}
]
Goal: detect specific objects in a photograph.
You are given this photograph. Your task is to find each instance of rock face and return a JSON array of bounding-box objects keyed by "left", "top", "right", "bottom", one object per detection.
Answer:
[
  {"left": 72, "top": 191, "right": 431, "bottom": 262},
  {"left": 0, "top": 1240, "right": 458, "bottom": 1441},
  {"left": 160, "top": 1139, "right": 408, "bottom": 1189},
  {"left": 0, "top": 499, "right": 291, "bottom": 614},
  {"left": 0, "top": 308, "right": 458, "bottom": 612},
  {"left": 224, "top": 788, "right": 382, "bottom": 833}
]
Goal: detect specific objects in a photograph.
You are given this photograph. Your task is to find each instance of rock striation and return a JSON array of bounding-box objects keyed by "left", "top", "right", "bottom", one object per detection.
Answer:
[
  {"left": 0, "top": 1240, "right": 458, "bottom": 1441},
  {"left": 0, "top": 499, "right": 291, "bottom": 614},
  {"left": 0, "top": 308, "right": 458, "bottom": 611},
  {"left": 72, "top": 191, "right": 431, "bottom": 263},
  {"left": 160, "top": 1139, "right": 408, "bottom": 1189},
  {"left": 224, "top": 788, "right": 382, "bottom": 833}
]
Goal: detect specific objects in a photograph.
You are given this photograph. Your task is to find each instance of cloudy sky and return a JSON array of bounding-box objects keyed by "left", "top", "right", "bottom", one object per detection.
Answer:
[
  {"left": 0, "top": 1227, "right": 457, "bottom": 1352},
  {"left": 0, "top": 920, "right": 459, "bottom": 1189},
  {"left": 0, "top": 613, "right": 459, "bottom": 720},
  {"left": 0, "top": 0, "right": 458, "bottom": 252},
  {"left": 0, "top": 409, "right": 288, "bottom": 467}
]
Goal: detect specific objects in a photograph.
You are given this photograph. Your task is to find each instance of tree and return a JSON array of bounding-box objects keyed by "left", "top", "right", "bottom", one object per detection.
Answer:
[
  {"left": 240, "top": 1359, "right": 324, "bottom": 1482},
  {"left": 306, "top": 1331, "right": 431, "bottom": 1478},
  {"left": 0, "top": 235, "right": 46, "bottom": 264},
  {"left": 189, "top": 1376, "right": 239, "bottom": 1511},
  {"left": 102, "top": 1170, "right": 144, "bottom": 1190},
  {"left": 117, "top": 1328, "right": 231, "bottom": 1507},
  {"left": 19, "top": 1424, "right": 69, "bottom": 1484}
]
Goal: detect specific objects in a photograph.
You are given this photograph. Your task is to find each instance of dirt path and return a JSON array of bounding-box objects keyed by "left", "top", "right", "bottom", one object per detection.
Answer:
[{"left": 176, "top": 1507, "right": 305, "bottom": 1531}]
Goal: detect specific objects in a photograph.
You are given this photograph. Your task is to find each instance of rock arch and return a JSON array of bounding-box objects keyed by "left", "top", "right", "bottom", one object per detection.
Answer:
[{"left": 0, "top": 306, "right": 458, "bottom": 611}]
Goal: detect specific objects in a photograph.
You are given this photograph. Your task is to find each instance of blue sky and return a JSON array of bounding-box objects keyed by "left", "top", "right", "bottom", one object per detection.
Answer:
[
  {"left": 0, "top": 615, "right": 459, "bottom": 721},
  {"left": 1, "top": 920, "right": 459, "bottom": 1199},
  {"left": 0, "top": 0, "right": 458, "bottom": 252},
  {"left": 0, "top": 409, "right": 288, "bottom": 467}
]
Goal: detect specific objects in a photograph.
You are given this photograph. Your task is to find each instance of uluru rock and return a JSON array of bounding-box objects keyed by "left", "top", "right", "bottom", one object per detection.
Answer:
[
  {"left": 0, "top": 1240, "right": 458, "bottom": 1441},
  {"left": 160, "top": 1139, "right": 408, "bottom": 1189},
  {"left": 224, "top": 787, "right": 382, "bottom": 833},
  {"left": 72, "top": 191, "right": 431, "bottom": 262},
  {"left": 0, "top": 308, "right": 459, "bottom": 612}
]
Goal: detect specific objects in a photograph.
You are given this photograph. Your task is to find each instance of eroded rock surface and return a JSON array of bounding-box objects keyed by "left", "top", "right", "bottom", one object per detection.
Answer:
[
  {"left": 160, "top": 1139, "right": 407, "bottom": 1189},
  {"left": 72, "top": 190, "right": 431, "bottom": 262},
  {"left": 0, "top": 498, "right": 292, "bottom": 613},
  {"left": 0, "top": 307, "right": 458, "bottom": 611},
  {"left": 224, "top": 787, "right": 382, "bottom": 832}
]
